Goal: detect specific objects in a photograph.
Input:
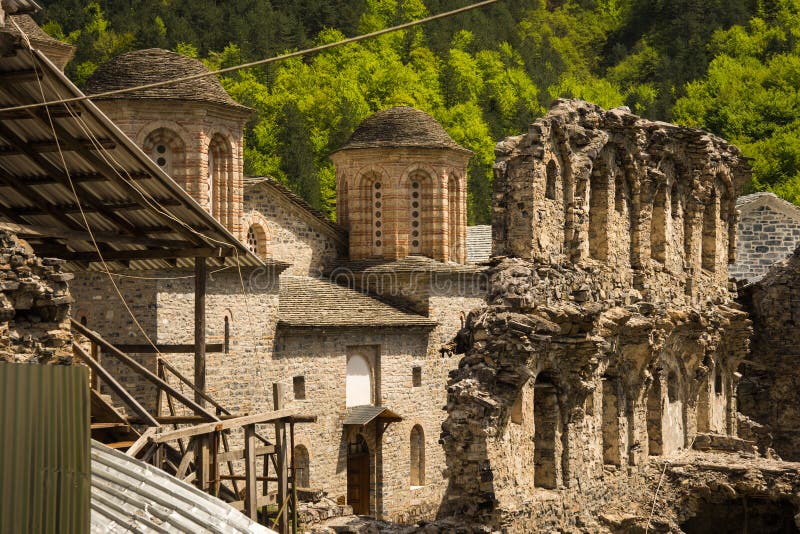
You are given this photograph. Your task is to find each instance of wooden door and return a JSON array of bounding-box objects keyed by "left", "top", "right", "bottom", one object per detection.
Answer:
[{"left": 347, "top": 451, "right": 370, "bottom": 515}]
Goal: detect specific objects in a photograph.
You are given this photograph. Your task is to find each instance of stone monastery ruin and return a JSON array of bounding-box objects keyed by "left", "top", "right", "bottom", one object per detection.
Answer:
[{"left": 3, "top": 9, "right": 800, "bottom": 533}]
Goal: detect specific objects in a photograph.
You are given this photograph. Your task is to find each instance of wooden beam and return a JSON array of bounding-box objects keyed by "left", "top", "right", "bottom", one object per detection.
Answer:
[
  {"left": 48, "top": 246, "right": 237, "bottom": 263},
  {"left": 71, "top": 319, "right": 220, "bottom": 422},
  {"left": 73, "top": 343, "right": 160, "bottom": 427},
  {"left": 159, "top": 358, "right": 232, "bottom": 416},
  {"left": 151, "top": 409, "right": 296, "bottom": 443},
  {"left": 127, "top": 414, "right": 238, "bottom": 425},
  {"left": 217, "top": 444, "right": 275, "bottom": 463},
  {"left": 274, "top": 382, "right": 289, "bottom": 534},
  {"left": 244, "top": 424, "right": 258, "bottom": 521},
  {"left": 175, "top": 447, "right": 195, "bottom": 480},
  {"left": 0, "top": 221, "right": 189, "bottom": 249},
  {"left": 195, "top": 257, "right": 207, "bottom": 407},
  {"left": 113, "top": 343, "right": 224, "bottom": 354},
  {"left": 126, "top": 427, "right": 157, "bottom": 458},
  {"left": 0, "top": 138, "right": 115, "bottom": 155}
]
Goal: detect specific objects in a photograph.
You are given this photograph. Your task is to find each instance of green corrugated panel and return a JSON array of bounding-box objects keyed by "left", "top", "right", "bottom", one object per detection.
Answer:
[{"left": 0, "top": 363, "right": 90, "bottom": 534}]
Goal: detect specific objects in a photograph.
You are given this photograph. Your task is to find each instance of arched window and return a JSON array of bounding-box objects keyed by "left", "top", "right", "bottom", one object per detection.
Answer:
[
  {"left": 223, "top": 315, "right": 230, "bottom": 354},
  {"left": 533, "top": 372, "right": 560, "bottom": 489},
  {"left": 208, "top": 134, "right": 232, "bottom": 226},
  {"left": 667, "top": 371, "right": 679, "bottom": 403},
  {"left": 409, "top": 179, "right": 422, "bottom": 254},
  {"left": 647, "top": 374, "right": 663, "bottom": 456},
  {"left": 651, "top": 184, "right": 667, "bottom": 263},
  {"left": 410, "top": 425, "right": 425, "bottom": 487},
  {"left": 245, "top": 224, "right": 268, "bottom": 258},
  {"left": 294, "top": 445, "right": 310, "bottom": 488},
  {"left": 372, "top": 181, "right": 383, "bottom": 257},
  {"left": 346, "top": 354, "right": 372, "bottom": 407},
  {"left": 143, "top": 128, "right": 185, "bottom": 182}
]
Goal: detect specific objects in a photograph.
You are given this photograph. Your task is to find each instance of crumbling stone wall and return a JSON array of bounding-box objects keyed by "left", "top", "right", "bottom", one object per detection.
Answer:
[
  {"left": 0, "top": 230, "right": 72, "bottom": 364},
  {"left": 438, "top": 102, "right": 753, "bottom": 530},
  {"left": 739, "top": 247, "right": 800, "bottom": 461}
]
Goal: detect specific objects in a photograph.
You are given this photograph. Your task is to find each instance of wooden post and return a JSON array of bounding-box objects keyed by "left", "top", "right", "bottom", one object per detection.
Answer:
[
  {"left": 196, "top": 434, "right": 211, "bottom": 492},
  {"left": 90, "top": 342, "right": 99, "bottom": 391},
  {"left": 194, "top": 257, "right": 207, "bottom": 407},
  {"left": 273, "top": 383, "right": 288, "bottom": 534},
  {"left": 290, "top": 421, "right": 297, "bottom": 534},
  {"left": 244, "top": 424, "right": 258, "bottom": 521}
]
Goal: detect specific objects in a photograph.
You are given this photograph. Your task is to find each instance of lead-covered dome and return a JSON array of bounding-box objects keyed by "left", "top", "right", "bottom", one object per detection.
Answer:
[
  {"left": 337, "top": 106, "right": 471, "bottom": 153},
  {"left": 84, "top": 48, "right": 248, "bottom": 111}
]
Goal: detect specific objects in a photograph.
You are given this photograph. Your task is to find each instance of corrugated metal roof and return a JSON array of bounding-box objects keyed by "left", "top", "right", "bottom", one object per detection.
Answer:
[
  {"left": 0, "top": 34, "right": 285, "bottom": 272},
  {"left": 0, "top": 362, "right": 91, "bottom": 534},
  {"left": 466, "top": 225, "right": 491, "bottom": 263},
  {"left": 343, "top": 405, "right": 402, "bottom": 426},
  {"left": 91, "top": 440, "right": 275, "bottom": 534}
]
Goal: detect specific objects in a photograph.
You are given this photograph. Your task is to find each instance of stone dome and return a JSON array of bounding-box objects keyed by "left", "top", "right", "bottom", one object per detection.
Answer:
[
  {"left": 337, "top": 106, "right": 471, "bottom": 153},
  {"left": 84, "top": 48, "right": 248, "bottom": 111}
]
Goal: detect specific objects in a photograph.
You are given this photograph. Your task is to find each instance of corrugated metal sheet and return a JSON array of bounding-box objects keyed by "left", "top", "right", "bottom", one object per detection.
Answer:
[
  {"left": 0, "top": 37, "right": 285, "bottom": 273},
  {"left": 91, "top": 440, "right": 275, "bottom": 534},
  {"left": 0, "top": 362, "right": 91, "bottom": 533},
  {"left": 466, "top": 225, "right": 492, "bottom": 263}
]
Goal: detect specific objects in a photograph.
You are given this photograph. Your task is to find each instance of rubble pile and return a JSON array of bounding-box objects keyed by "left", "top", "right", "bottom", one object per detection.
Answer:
[{"left": 0, "top": 230, "right": 73, "bottom": 364}]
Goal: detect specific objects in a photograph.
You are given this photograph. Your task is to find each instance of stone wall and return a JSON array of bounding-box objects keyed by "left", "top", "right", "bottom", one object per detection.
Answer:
[
  {"left": 0, "top": 231, "right": 72, "bottom": 364},
  {"left": 739, "top": 247, "right": 800, "bottom": 461},
  {"left": 243, "top": 180, "right": 345, "bottom": 276},
  {"left": 730, "top": 193, "right": 800, "bottom": 283},
  {"left": 492, "top": 100, "right": 750, "bottom": 301}
]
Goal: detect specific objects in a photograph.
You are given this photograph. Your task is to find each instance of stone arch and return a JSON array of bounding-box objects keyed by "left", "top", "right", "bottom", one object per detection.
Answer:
[
  {"left": 207, "top": 133, "right": 234, "bottom": 227},
  {"left": 401, "top": 163, "right": 438, "bottom": 258},
  {"left": 410, "top": 424, "right": 425, "bottom": 487},
  {"left": 533, "top": 370, "right": 561, "bottom": 489},
  {"left": 651, "top": 181, "right": 668, "bottom": 263},
  {"left": 241, "top": 211, "right": 271, "bottom": 258},
  {"left": 357, "top": 167, "right": 390, "bottom": 258},
  {"left": 294, "top": 444, "right": 310, "bottom": 488},
  {"left": 141, "top": 127, "right": 187, "bottom": 182}
]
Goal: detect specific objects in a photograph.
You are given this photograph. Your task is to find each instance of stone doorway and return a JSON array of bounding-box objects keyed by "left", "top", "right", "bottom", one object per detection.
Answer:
[{"left": 347, "top": 434, "right": 371, "bottom": 515}]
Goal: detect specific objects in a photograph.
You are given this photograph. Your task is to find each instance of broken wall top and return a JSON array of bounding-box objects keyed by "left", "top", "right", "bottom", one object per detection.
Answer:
[{"left": 492, "top": 99, "right": 750, "bottom": 304}]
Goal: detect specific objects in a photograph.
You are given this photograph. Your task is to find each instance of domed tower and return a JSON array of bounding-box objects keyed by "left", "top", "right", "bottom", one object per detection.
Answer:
[
  {"left": 331, "top": 107, "right": 472, "bottom": 263},
  {"left": 85, "top": 49, "right": 252, "bottom": 237}
]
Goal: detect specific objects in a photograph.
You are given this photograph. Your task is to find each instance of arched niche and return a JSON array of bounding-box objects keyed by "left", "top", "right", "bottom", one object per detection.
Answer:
[
  {"left": 346, "top": 353, "right": 373, "bottom": 407},
  {"left": 410, "top": 425, "right": 425, "bottom": 487}
]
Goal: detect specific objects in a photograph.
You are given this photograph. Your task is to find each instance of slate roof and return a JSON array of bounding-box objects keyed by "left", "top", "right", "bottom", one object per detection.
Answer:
[
  {"left": 343, "top": 405, "right": 402, "bottom": 426},
  {"left": 84, "top": 48, "right": 250, "bottom": 112},
  {"left": 335, "top": 106, "right": 471, "bottom": 153},
  {"left": 243, "top": 176, "right": 347, "bottom": 245},
  {"left": 91, "top": 440, "right": 273, "bottom": 533},
  {"left": 737, "top": 192, "right": 800, "bottom": 220},
  {"left": 277, "top": 276, "right": 437, "bottom": 328},
  {"left": 466, "top": 225, "right": 492, "bottom": 263},
  {"left": 6, "top": 14, "right": 69, "bottom": 49},
  {"left": 328, "top": 255, "right": 486, "bottom": 276}
]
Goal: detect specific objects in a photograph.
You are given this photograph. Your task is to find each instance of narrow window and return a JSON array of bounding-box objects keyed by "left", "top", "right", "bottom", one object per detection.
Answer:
[
  {"left": 714, "top": 369, "right": 722, "bottom": 395},
  {"left": 410, "top": 180, "right": 421, "bottom": 254},
  {"left": 207, "top": 149, "right": 215, "bottom": 215},
  {"left": 293, "top": 375, "right": 306, "bottom": 400},
  {"left": 373, "top": 182, "right": 383, "bottom": 256},
  {"left": 510, "top": 395, "right": 523, "bottom": 424},
  {"left": 410, "top": 425, "right": 425, "bottom": 487},
  {"left": 294, "top": 445, "right": 310, "bottom": 488},
  {"left": 223, "top": 316, "right": 230, "bottom": 354},
  {"left": 79, "top": 315, "right": 88, "bottom": 327},
  {"left": 670, "top": 182, "right": 680, "bottom": 220},
  {"left": 533, "top": 373, "right": 559, "bottom": 488},
  {"left": 346, "top": 354, "right": 372, "bottom": 407},
  {"left": 651, "top": 184, "right": 667, "bottom": 263},
  {"left": 246, "top": 226, "right": 258, "bottom": 255},
  {"left": 545, "top": 160, "right": 558, "bottom": 200},
  {"left": 412, "top": 366, "right": 422, "bottom": 387},
  {"left": 667, "top": 371, "right": 679, "bottom": 403}
]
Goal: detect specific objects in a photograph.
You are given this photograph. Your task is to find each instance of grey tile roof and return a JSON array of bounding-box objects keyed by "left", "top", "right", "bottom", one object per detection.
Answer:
[
  {"left": 277, "top": 276, "right": 437, "bottom": 328},
  {"left": 343, "top": 405, "right": 402, "bottom": 426},
  {"left": 466, "top": 225, "right": 492, "bottom": 263},
  {"left": 85, "top": 49, "right": 250, "bottom": 112},
  {"left": 91, "top": 440, "right": 273, "bottom": 533},
  {"left": 335, "top": 106, "right": 471, "bottom": 154},
  {"left": 737, "top": 192, "right": 800, "bottom": 220}
]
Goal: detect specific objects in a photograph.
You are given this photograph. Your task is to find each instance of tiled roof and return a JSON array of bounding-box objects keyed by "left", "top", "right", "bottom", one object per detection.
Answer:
[
  {"left": 466, "top": 225, "right": 492, "bottom": 263},
  {"left": 278, "top": 276, "right": 436, "bottom": 328},
  {"left": 85, "top": 49, "right": 250, "bottom": 112},
  {"left": 327, "top": 255, "right": 486, "bottom": 276},
  {"left": 243, "top": 176, "right": 347, "bottom": 244},
  {"left": 737, "top": 192, "right": 800, "bottom": 220},
  {"left": 335, "top": 106, "right": 471, "bottom": 153},
  {"left": 343, "top": 405, "right": 402, "bottom": 426},
  {"left": 91, "top": 440, "right": 273, "bottom": 533}
]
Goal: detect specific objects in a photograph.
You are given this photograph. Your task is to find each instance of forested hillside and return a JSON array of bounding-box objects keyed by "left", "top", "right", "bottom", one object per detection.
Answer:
[{"left": 36, "top": 0, "right": 800, "bottom": 223}]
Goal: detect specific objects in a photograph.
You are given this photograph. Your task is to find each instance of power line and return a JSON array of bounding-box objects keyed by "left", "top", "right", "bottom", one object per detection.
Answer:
[{"left": 0, "top": 0, "right": 500, "bottom": 114}]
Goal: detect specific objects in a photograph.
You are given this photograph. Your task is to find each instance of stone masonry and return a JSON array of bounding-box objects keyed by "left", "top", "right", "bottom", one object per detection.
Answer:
[
  {"left": 730, "top": 192, "right": 800, "bottom": 283},
  {"left": 0, "top": 230, "right": 72, "bottom": 364},
  {"left": 437, "top": 101, "right": 756, "bottom": 531}
]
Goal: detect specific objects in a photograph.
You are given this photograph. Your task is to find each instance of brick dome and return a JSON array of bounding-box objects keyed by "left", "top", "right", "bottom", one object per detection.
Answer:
[
  {"left": 84, "top": 48, "right": 248, "bottom": 111},
  {"left": 337, "top": 106, "right": 471, "bottom": 153}
]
